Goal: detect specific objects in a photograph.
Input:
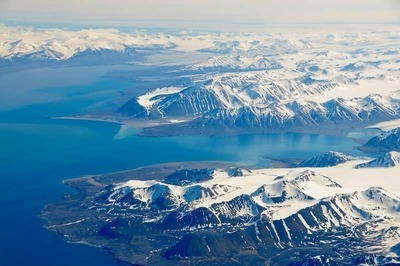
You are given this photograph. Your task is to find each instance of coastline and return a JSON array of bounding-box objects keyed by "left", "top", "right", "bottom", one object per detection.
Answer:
[
  {"left": 52, "top": 114, "right": 383, "bottom": 141},
  {"left": 41, "top": 160, "right": 242, "bottom": 265}
]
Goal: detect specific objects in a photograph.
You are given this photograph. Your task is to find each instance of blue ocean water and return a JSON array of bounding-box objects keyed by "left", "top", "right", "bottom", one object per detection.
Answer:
[{"left": 0, "top": 72, "right": 366, "bottom": 266}]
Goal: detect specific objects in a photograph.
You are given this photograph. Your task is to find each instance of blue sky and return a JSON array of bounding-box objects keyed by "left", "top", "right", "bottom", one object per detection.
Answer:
[{"left": 1, "top": 0, "right": 399, "bottom": 29}]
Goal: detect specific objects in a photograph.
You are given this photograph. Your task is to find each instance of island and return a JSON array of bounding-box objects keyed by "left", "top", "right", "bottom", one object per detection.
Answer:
[{"left": 42, "top": 154, "right": 400, "bottom": 265}]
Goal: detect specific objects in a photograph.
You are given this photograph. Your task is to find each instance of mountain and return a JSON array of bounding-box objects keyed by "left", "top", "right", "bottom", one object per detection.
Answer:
[
  {"left": 119, "top": 72, "right": 400, "bottom": 134},
  {"left": 359, "top": 127, "right": 400, "bottom": 153},
  {"left": 0, "top": 26, "right": 178, "bottom": 63},
  {"left": 187, "top": 95, "right": 400, "bottom": 133},
  {"left": 355, "top": 151, "right": 400, "bottom": 168},
  {"left": 94, "top": 169, "right": 351, "bottom": 233},
  {"left": 289, "top": 170, "right": 342, "bottom": 189},
  {"left": 297, "top": 151, "right": 349, "bottom": 167},
  {"left": 197, "top": 38, "right": 313, "bottom": 54},
  {"left": 164, "top": 187, "right": 400, "bottom": 265},
  {"left": 164, "top": 187, "right": 400, "bottom": 264},
  {"left": 94, "top": 169, "right": 339, "bottom": 228},
  {"left": 95, "top": 182, "right": 181, "bottom": 211},
  {"left": 118, "top": 71, "right": 342, "bottom": 118}
]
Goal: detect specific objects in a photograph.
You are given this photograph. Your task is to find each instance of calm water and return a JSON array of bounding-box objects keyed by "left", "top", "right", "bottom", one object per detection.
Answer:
[{"left": 0, "top": 69, "right": 367, "bottom": 266}]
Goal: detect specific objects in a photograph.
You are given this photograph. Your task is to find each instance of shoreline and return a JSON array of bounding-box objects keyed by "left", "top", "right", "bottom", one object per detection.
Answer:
[
  {"left": 51, "top": 114, "right": 379, "bottom": 141},
  {"left": 60, "top": 160, "right": 243, "bottom": 188},
  {"left": 51, "top": 116, "right": 372, "bottom": 140},
  {"left": 52, "top": 115, "right": 125, "bottom": 126}
]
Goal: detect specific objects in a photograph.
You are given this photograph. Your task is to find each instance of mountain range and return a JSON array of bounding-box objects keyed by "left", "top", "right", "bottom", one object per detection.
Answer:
[{"left": 85, "top": 162, "right": 400, "bottom": 265}]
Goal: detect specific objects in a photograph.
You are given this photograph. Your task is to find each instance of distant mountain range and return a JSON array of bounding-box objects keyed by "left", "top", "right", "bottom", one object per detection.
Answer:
[
  {"left": 181, "top": 55, "right": 283, "bottom": 71},
  {"left": 0, "top": 25, "right": 176, "bottom": 63}
]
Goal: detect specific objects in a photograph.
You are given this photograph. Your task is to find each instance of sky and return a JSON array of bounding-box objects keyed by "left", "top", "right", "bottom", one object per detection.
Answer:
[{"left": 1, "top": 0, "right": 399, "bottom": 29}]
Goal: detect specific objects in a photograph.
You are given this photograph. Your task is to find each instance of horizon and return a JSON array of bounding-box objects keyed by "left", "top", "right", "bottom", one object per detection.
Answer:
[
  {"left": 1, "top": 0, "right": 399, "bottom": 32},
  {"left": 2, "top": 18, "right": 400, "bottom": 34}
]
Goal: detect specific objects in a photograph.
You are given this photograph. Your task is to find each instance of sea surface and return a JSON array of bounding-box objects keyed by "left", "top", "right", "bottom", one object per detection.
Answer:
[{"left": 0, "top": 66, "right": 368, "bottom": 266}]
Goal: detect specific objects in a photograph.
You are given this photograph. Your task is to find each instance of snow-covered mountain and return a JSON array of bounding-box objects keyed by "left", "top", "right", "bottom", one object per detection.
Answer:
[
  {"left": 356, "top": 151, "right": 400, "bottom": 168},
  {"left": 187, "top": 94, "right": 400, "bottom": 132},
  {"left": 119, "top": 70, "right": 345, "bottom": 116},
  {"left": 120, "top": 72, "right": 400, "bottom": 127},
  {"left": 0, "top": 25, "right": 178, "bottom": 62},
  {"left": 359, "top": 127, "right": 400, "bottom": 153},
  {"left": 165, "top": 187, "right": 400, "bottom": 264},
  {"left": 91, "top": 163, "right": 400, "bottom": 264},
  {"left": 297, "top": 151, "right": 349, "bottom": 167},
  {"left": 2, "top": 24, "right": 400, "bottom": 65},
  {"left": 95, "top": 169, "right": 343, "bottom": 227},
  {"left": 94, "top": 167, "right": 397, "bottom": 230}
]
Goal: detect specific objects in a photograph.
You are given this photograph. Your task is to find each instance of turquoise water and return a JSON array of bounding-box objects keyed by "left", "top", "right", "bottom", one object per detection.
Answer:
[{"left": 0, "top": 71, "right": 366, "bottom": 266}]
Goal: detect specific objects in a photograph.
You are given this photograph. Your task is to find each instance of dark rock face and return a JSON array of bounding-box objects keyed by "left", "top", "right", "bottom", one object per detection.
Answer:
[
  {"left": 163, "top": 168, "right": 216, "bottom": 186},
  {"left": 227, "top": 167, "right": 245, "bottom": 177},
  {"left": 392, "top": 242, "right": 400, "bottom": 256},
  {"left": 359, "top": 127, "right": 400, "bottom": 154},
  {"left": 117, "top": 97, "right": 147, "bottom": 118}
]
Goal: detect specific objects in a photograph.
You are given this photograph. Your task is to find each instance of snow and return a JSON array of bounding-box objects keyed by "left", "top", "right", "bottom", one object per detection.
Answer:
[
  {"left": 282, "top": 220, "right": 292, "bottom": 240},
  {"left": 136, "top": 86, "right": 185, "bottom": 109},
  {"left": 272, "top": 201, "right": 317, "bottom": 220},
  {"left": 297, "top": 213, "right": 311, "bottom": 231},
  {"left": 169, "top": 119, "right": 188, "bottom": 124},
  {"left": 309, "top": 80, "right": 400, "bottom": 103}
]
